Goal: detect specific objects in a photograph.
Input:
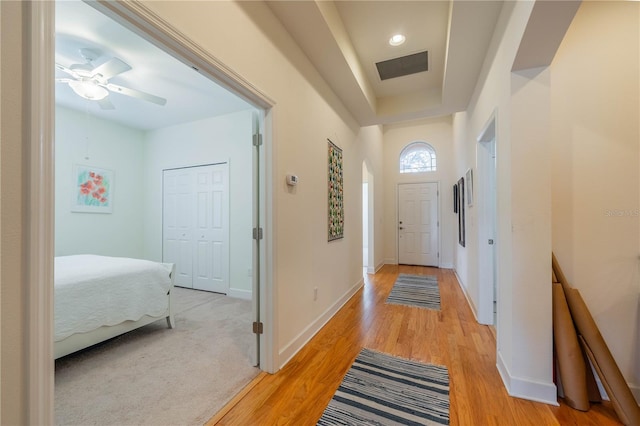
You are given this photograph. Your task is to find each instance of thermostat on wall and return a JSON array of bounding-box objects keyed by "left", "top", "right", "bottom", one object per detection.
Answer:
[{"left": 286, "top": 174, "right": 299, "bottom": 186}]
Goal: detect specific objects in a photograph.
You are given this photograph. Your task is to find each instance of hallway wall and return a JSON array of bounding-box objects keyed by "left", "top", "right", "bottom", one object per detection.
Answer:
[
  {"left": 452, "top": 1, "right": 557, "bottom": 403},
  {"left": 550, "top": 1, "right": 640, "bottom": 401}
]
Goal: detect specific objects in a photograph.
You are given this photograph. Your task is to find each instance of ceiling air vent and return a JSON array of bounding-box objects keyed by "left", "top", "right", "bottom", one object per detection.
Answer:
[{"left": 376, "top": 51, "right": 428, "bottom": 81}]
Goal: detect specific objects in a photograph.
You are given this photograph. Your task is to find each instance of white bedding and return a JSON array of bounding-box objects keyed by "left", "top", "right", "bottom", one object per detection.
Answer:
[{"left": 55, "top": 255, "right": 173, "bottom": 342}]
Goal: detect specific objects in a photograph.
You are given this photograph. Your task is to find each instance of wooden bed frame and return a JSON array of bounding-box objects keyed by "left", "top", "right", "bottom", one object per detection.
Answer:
[{"left": 54, "top": 263, "right": 176, "bottom": 359}]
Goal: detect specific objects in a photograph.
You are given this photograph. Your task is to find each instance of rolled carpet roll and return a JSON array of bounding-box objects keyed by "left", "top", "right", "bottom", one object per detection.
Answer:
[
  {"left": 564, "top": 288, "right": 640, "bottom": 426},
  {"left": 552, "top": 283, "right": 590, "bottom": 410}
]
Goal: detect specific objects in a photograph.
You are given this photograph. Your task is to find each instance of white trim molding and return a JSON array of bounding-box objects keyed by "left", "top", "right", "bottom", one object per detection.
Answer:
[
  {"left": 497, "top": 351, "right": 559, "bottom": 406},
  {"left": 228, "top": 288, "right": 252, "bottom": 300},
  {"left": 593, "top": 376, "right": 640, "bottom": 405},
  {"left": 278, "top": 278, "right": 363, "bottom": 368},
  {"left": 453, "top": 270, "right": 480, "bottom": 324},
  {"left": 27, "top": 1, "right": 55, "bottom": 424},
  {"left": 92, "top": 1, "right": 275, "bottom": 110}
]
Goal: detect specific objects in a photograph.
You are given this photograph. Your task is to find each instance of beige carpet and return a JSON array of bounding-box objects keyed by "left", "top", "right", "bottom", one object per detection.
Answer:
[{"left": 55, "top": 287, "right": 259, "bottom": 426}]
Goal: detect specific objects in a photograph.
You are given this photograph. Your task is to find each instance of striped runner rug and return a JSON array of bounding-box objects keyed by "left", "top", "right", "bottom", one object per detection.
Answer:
[
  {"left": 317, "top": 348, "right": 450, "bottom": 425},
  {"left": 386, "top": 274, "right": 440, "bottom": 310}
]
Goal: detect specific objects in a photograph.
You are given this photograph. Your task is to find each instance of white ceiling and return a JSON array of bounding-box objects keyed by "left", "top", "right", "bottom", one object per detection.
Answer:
[
  {"left": 55, "top": 0, "right": 504, "bottom": 130},
  {"left": 55, "top": 0, "right": 253, "bottom": 131},
  {"left": 335, "top": 1, "right": 450, "bottom": 100},
  {"left": 267, "top": 0, "right": 504, "bottom": 125}
]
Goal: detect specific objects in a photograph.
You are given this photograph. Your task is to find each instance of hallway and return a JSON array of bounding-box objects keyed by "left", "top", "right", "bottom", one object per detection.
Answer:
[{"left": 209, "top": 265, "right": 620, "bottom": 425}]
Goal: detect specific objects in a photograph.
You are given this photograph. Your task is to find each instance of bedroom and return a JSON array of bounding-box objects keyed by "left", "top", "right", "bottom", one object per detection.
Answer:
[{"left": 53, "top": 1, "right": 263, "bottom": 424}]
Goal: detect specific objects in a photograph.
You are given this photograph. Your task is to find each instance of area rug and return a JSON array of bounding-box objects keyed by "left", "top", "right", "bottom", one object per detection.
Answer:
[
  {"left": 386, "top": 274, "right": 440, "bottom": 310},
  {"left": 318, "top": 348, "right": 450, "bottom": 425},
  {"left": 55, "top": 287, "right": 259, "bottom": 426}
]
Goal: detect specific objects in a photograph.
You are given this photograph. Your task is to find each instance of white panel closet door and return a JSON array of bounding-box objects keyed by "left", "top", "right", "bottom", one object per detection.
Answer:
[
  {"left": 163, "top": 164, "right": 229, "bottom": 293},
  {"left": 163, "top": 169, "right": 194, "bottom": 288},
  {"left": 193, "top": 164, "right": 229, "bottom": 293}
]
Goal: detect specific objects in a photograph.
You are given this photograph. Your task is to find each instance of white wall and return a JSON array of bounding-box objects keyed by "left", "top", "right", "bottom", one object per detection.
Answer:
[
  {"left": 452, "top": 1, "right": 558, "bottom": 403},
  {"left": 382, "top": 116, "right": 454, "bottom": 268},
  {"left": 550, "top": 2, "right": 640, "bottom": 401},
  {"left": 55, "top": 106, "right": 145, "bottom": 258},
  {"left": 143, "top": 109, "right": 254, "bottom": 298},
  {"left": 139, "top": 0, "right": 386, "bottom": 368}
]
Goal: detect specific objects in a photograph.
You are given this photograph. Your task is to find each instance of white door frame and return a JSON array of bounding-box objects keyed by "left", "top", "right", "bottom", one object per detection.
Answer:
[
  {"left": 396, "top": 181, "right": 440, "bottom": 267},
  {"left": 27, "top": 2, "right": 276, "bottom": 423},
  {"left": 362, "top": 161, "right": 375, "bottom": 274},
  {"left": 477, "top": 114, "right": 498, "bottom": 325}
]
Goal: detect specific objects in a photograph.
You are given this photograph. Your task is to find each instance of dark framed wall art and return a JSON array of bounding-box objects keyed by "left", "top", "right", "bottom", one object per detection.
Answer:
[
  {"left": 328, "top": 139, "right": 344, "bottom": 241},
  {"left": 453, "top": 184, "right": 458, "bottom": 213},
  {"left": 458, "top": 177, "right": 465, "bottom": 247}
]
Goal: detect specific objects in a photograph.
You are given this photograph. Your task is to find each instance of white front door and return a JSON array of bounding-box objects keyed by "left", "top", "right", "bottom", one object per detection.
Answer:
[
  {"left": 398, "top": 182, "right": 439, "bottom": 266},
  {"left": 163, "top": 164, "right": 229, "bottom": 293}
]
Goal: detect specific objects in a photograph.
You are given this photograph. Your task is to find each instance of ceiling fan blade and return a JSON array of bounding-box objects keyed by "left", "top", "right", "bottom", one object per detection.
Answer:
[
  {"left": 97, "top": 97, "right": 115, "bottom": 110},
  {"left": 91, "top": 58, "right": 131, "bottom": 80},
  {"left": 106, "top": 83, "right": 167, "bottom": 106},
  {"left": 55, "top": 63, "right": 80, "bottom": 78}
]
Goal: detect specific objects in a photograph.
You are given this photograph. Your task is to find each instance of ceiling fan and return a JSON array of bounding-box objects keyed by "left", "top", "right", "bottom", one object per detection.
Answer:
[{"left": 55, "top": 48, "right": 167, "bottom": 110}]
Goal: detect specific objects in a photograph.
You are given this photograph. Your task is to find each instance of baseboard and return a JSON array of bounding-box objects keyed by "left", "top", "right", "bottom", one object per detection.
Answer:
[
  {"left": 497, "top": 351, "right": 559, "bottom": 406},
  {"left": 374, "top": 261, "right": 385, "bottom": 273},
  {"left": 384, "top": 258, "right": 397, "bottom": 265},
  {"left": 593, "top": 375, "right": 640, "bottom": 404},
  {"left": 453, "top": 270, "right": 480, "bottom": 323},
  {"left": 631, "top": 382, "right": 640, "bottom": 404},
  {"left": 439, "top": 262, "right": 453, "bottom": 269},
  {"left": 227, "top": 288, "right": 252, "bottom": 300},
  {"left": 278, "top": 277, "right": 364, "bottom": 368}
]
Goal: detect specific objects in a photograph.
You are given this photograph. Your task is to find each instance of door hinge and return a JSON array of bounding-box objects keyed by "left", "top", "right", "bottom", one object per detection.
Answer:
[
  {"left": 253, "top": 227, "right": 263, "bottom": 240},
  {"left": 438, "top": 252, "right": 440, "bottom": 258},
  {"left": 253, "top": 133, "right": 263, "bottom": 147},
  {"left": 253, "top": 321, "right": 264, "bottom": 334}
]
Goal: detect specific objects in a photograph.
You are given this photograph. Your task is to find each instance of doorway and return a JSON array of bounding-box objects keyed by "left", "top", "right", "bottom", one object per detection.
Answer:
[
  {"left": 362, "top": 161, "right": 375, "bottom": 274},
  {"left": 477, "top": 117, "right": 497, "bottom": 325},
  {"left": 397, "top": 182, "right": 439, "bottom": 266},
  {"left": 31, "top": 0, "right": 275, "bottom": 424}
]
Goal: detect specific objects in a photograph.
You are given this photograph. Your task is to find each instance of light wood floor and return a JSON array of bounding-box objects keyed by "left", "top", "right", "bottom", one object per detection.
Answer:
[{"left": 208, "top": 265, "right": 622, "bottom": 425}]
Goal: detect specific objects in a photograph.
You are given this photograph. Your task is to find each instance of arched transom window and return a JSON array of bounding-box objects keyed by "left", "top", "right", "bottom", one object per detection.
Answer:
[{"left": 399, "top": 142, "right": 437, "bottom": 173}]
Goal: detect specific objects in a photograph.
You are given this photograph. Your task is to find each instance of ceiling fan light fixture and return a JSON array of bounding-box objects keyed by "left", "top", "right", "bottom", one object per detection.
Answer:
[
  {"left": 68, "top": 79, "right": 109, "bottom": 101},
  {"left": 389, "top": 34, "right": 406, "bottom": 47}
]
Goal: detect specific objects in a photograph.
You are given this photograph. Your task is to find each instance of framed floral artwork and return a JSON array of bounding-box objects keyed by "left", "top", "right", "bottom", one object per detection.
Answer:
[
  {"left": 71, "top": 165, "right": 114, "bottom": 213},
  {"left": 328, "top": 139, "right": 344, "bottom": 241}
]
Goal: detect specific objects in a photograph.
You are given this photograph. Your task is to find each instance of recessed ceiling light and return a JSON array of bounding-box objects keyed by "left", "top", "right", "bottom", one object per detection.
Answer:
[{"left": 389, "top": 34, "right": 406, "bottom": 47}]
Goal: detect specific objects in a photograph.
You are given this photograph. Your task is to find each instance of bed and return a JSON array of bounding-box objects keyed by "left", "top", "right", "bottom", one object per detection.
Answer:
[{"left": 54, "top": 254, "right": 176, "bottom": 359}]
